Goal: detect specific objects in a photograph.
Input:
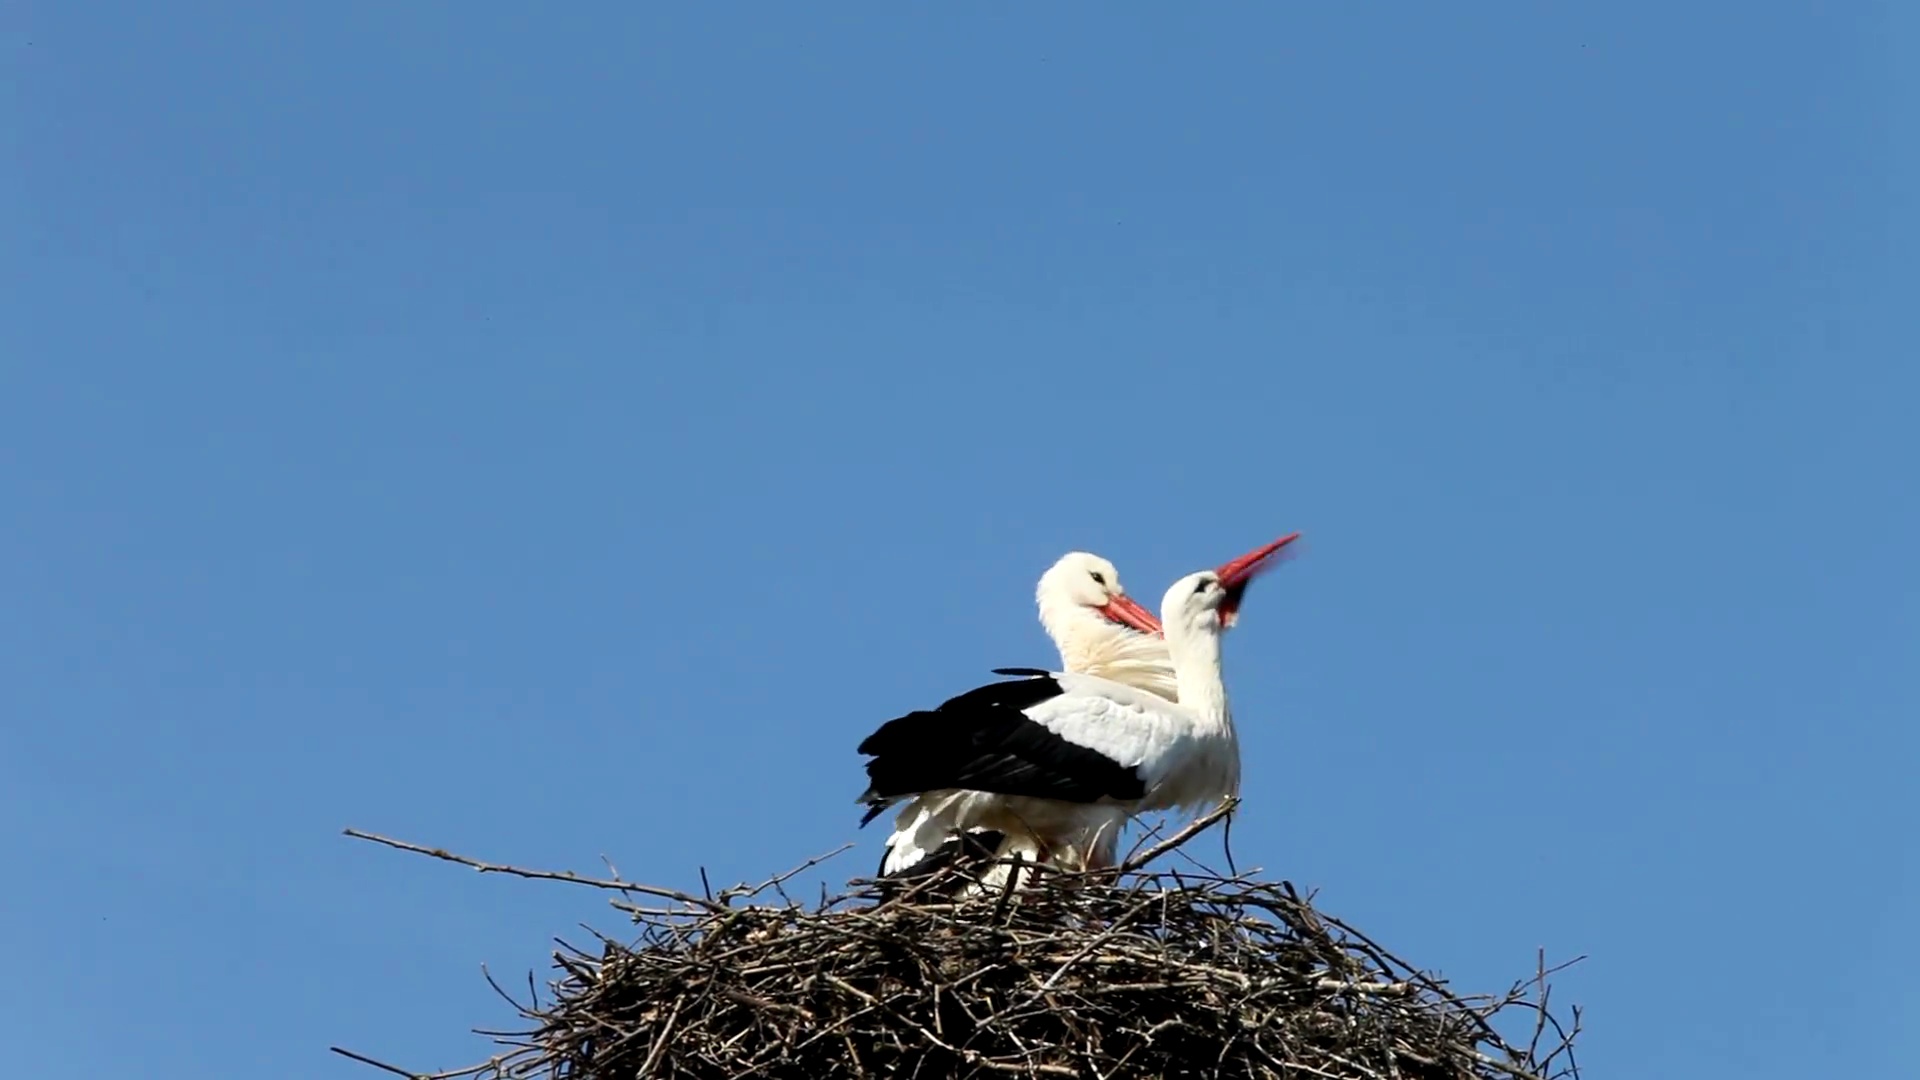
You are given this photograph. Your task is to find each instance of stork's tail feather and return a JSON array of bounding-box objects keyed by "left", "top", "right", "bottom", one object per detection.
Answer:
[{"left": 873, "top": 829, "right": 1010, "bottom": 900}]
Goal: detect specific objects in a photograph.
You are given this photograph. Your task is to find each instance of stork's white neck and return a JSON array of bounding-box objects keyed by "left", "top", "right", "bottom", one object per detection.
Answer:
[
  {"left": 1165, "top": 618, "right": 1230, "bottom": 733},
  {"left": 1040, "top": 597, "right": 1180, "bottom": 701}
]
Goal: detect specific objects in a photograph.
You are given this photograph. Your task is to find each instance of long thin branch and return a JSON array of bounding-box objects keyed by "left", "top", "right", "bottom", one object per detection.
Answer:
[
  {"left": 342, "top": 827, "right": 719, "bottom": 910},
  {"left": 327, "top": 1047, "right": 415, "bottom": 1079},
  {"left": 328, "top": 1046, "right": 506, "bottom": 1080},
  {"left": 717, "top": 843, "right": 855, "bottom": 904},
  {"left": 1117, "top": 796, "right": 1239, "bottom": 873}
]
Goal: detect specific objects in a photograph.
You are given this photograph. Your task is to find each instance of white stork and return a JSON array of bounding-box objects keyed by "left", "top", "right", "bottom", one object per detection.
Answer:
[
  {"left": 873, "top": 551, "right": 1168, "bottom": 880},
  {"left": 857, "top": 532, "right": 1299, "bottom": 883}
]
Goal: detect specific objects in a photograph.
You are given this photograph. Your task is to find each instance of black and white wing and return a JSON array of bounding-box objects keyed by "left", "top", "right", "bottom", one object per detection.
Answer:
[{"left": 856, "top": 669, "right": 1193, "bottom": 824}]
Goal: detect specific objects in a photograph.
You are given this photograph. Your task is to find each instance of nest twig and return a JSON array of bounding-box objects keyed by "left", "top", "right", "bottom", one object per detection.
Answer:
[{"left": 334, "top": 811, "right": 1583, "bottom": 1080}]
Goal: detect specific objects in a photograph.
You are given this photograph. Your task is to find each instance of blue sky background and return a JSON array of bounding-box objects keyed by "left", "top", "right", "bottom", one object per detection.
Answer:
[{"left": 4, "top": 4, "right": 1912, "bottom": 1077}]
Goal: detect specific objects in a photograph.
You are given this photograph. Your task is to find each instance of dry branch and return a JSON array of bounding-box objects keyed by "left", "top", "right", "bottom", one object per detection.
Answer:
[{"left": 336, "top": 820, "right": 1582, "bottom": 1080}]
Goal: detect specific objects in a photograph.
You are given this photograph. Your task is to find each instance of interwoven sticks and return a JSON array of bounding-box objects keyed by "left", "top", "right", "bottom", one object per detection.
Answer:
[{"left": 335, "top": 813, "right": 1581, "bottom": 1080}]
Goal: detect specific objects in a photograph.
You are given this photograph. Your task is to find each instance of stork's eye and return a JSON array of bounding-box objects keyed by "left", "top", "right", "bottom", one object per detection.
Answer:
[
  {"left": 1089, "top": 571, "right": 1107, "bottom": 586},
  {"left": 1194, "top": 579, "right": 1212, "bottom": 596}
]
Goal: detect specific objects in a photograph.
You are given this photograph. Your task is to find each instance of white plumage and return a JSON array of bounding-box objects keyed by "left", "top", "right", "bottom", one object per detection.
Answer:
[
  {"left": 859, "top": 533, "right": 1298, "bottom": 885},
  {"left": 876, "top": 552, "right": 1167, "bottom": 878}
]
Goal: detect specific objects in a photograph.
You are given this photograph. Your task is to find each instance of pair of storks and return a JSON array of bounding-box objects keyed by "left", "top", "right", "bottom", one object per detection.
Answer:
[{"left": 855, "top": 533, "right": 1301, "bottom": 888}]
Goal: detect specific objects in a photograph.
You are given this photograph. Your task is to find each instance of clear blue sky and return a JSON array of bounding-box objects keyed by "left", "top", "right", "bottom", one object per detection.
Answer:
[{"left": 4, "top": 5, "right": 1912, "bottom": 1077}]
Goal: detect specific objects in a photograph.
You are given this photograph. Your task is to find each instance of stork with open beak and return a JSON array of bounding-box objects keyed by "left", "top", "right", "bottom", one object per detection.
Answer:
[{"left": 860, "top": 533, "right": 1300, "bottom": 884}]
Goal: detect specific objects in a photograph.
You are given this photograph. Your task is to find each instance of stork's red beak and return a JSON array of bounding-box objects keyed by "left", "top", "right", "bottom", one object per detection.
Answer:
[
  {"left": 1215, "top": 531, "right": 1302, "bottom": 628},
  {"left": 1096, "top": 593, "right": 1163, "bottom": 636}
]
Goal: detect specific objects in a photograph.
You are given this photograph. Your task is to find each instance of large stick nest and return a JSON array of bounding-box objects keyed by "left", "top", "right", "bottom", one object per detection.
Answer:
[{"left": 337, "top": 810, "right": 1582, "bottom": 1080}]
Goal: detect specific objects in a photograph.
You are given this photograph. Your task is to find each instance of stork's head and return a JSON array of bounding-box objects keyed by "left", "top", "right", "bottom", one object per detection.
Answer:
[
  {"left": 1160, "top": 532, "right": 1302, "bottom": 638},
  {"left": 1036, "top": 552, "right": 1162, "bottom": 639}
]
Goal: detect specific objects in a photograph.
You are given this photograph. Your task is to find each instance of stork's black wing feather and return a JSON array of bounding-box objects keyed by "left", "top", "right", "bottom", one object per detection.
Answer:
[
  {"left": 856, "top": 674, "right": 1146, "bottom": 820},
  {"left": 857, "top": 674, "right": 1065, "bottom": 756}
]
